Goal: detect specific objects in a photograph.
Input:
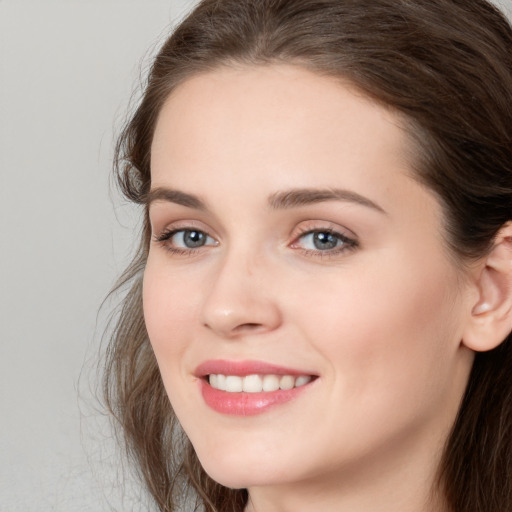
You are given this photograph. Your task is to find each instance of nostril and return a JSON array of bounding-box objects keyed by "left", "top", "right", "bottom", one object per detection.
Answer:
[
  {"left": 233, "top": 322, "right": 263, "bottom": 333},
  {"left": 203, "top": 322, "right": 261, "bottom": 330}
]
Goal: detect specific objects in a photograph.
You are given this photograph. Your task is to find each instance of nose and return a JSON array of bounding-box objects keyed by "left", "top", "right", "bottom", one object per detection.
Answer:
[{"left": 201, "top": 251, "right": 282, "bottom": 339}]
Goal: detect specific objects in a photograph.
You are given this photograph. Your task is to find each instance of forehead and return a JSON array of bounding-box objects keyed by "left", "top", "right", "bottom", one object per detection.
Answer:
[{"left": 150, "top": 64, "right": 410, "bottom": 182}]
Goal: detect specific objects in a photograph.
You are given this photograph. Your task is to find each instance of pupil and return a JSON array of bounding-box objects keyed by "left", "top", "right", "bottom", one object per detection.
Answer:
[
  {"left": 184, "top": 230, "right": 205, "bottom": 248},
  {"left": 313, "top": 232, "right": 338, "bottom": 250}
]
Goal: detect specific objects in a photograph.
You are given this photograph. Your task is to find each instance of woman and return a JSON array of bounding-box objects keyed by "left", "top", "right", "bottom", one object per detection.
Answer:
[{"left": 104, "top": 0, "right": 512, "bottom": 511}]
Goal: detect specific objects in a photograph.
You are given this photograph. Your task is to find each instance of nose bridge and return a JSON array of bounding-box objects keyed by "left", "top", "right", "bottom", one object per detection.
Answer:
[{"left": 201, "top": 242, "right": 281, "bottom": 338}]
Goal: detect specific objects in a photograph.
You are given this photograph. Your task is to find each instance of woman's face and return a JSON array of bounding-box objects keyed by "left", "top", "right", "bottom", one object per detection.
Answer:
[{"left": 145, "top": 65, "right": 475, "bottom": 500}]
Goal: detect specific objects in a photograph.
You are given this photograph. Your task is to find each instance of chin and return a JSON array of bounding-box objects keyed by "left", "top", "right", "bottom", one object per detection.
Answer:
[
  {"left": 199, "top": 460, "right": 257, "bottom": 489},
  {"left": 195, "top": 447, "right": 291, "bottom": 489}
]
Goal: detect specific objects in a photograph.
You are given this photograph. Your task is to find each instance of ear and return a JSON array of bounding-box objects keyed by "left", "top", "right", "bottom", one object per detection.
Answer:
[{"left": 462, "top": 222, "right": 512, "bottom": 352}]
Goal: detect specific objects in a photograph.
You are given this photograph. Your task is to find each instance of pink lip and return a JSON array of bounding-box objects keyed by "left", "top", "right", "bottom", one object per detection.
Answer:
[
  {"left": 195, "top": 359, "right": 317, "bottom": 416},
  {"left": 195, "top": 359, "right": 312, "bottom": 377}
]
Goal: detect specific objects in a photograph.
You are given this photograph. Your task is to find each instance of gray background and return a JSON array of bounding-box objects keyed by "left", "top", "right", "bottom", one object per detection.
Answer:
[
  {"left": 0, "top": 1, "right": 196, "bottom": 510},
  {"left": 1, "top": 0, "right": 511, "bottom": 510}
]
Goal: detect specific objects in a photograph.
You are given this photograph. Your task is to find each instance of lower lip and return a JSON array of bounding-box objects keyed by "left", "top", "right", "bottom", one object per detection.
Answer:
[{"left": 200, "top": 379, "right": 312, "bottom": 416}]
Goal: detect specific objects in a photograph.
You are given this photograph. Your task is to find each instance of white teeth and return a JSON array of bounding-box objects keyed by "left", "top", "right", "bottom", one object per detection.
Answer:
[
  {"left": 243, "top": 374, "right": 263, "bottom": 393},
  {"left": 262, "top": 374, "right": 280, "bottom": 392},
  {"left": 279, "top": 375, "right": 295, "bottom": 390},
  {"left": 208, "top": 374, "right": 313, "bottom": 392},
  {"left": 225, "top": 375, "right": 243, "bottom": 392},
  {"left": 295, "top": 375, "right": 312, "bottom": 387},
  {"left": 216, "top": 374, "right": 226, "bottom": 391}
]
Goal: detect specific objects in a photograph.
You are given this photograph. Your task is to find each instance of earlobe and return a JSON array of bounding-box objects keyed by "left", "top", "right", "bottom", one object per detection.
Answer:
[{"left": 462, "top": 222, "right": 512, "bottom": 352}]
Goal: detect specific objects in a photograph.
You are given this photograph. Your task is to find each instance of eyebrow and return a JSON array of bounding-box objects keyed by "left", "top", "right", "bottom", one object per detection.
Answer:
[
  {"left": 268, "top": 188, "right": 387, "bottom": 214},
  {"left": 146, "top": 186, "right": 386, "bottom": 214},
  {"left": 146, "top": 187, "right": 207, "bottom": 210}
]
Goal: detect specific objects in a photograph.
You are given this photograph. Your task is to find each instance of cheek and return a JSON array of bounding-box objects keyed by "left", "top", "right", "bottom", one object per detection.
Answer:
[
  {"left": 142, "top": 260, "right": 206, "bottom": 424},
  {"left": 142, "top": 260, "right": 199, "bottom": 369},
  {"left": 290, "top": 253, "right": 464, "bottom": 403}
]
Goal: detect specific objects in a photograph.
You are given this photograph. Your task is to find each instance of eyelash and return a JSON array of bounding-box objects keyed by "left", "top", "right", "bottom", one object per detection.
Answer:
[
  {"left": 153, "top": 226, "right": 358, "bottom": 258},
  {"left": 291, "top": 227, "right": 358, "bottom": 258},
  {"left": 154, "top": 228, "right": 217, "bottom": 256}
]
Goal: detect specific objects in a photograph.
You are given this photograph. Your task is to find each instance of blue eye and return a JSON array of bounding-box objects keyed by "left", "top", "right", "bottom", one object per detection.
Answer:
[
  {"left": 174, "top": 230, "right": 210, "bottom": 248},
  {"left": 156, "top": 228, "right": 217, "bottom": 251},
  {"left": 296, "top": 230, "right": 356, "bottom": 253}
]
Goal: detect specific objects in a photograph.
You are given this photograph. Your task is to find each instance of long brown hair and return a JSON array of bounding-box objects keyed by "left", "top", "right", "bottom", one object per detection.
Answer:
[{"left": 103, "top": 1, "right": 512, "bottom": 510}]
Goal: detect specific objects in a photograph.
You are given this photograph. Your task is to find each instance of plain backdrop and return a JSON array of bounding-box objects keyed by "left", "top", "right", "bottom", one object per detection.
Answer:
[
  {"left": 1, "top": 0, "right": 511, "bottom": 511},
  {"left": 0, "top": 1, "right": 197, "bottom": 510}
]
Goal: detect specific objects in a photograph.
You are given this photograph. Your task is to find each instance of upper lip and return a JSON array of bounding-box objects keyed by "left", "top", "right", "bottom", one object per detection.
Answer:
[{"left": 195, "top": 359, "right": 317, "bottom": 378}]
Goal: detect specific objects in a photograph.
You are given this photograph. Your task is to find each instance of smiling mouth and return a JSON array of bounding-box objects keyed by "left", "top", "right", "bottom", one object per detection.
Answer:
[
  {"left": 196, "top": 360, "right": 318, "bottom": 414},
  {"left": 208, "top": 373, "right": 314, "bottom": 393}
]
